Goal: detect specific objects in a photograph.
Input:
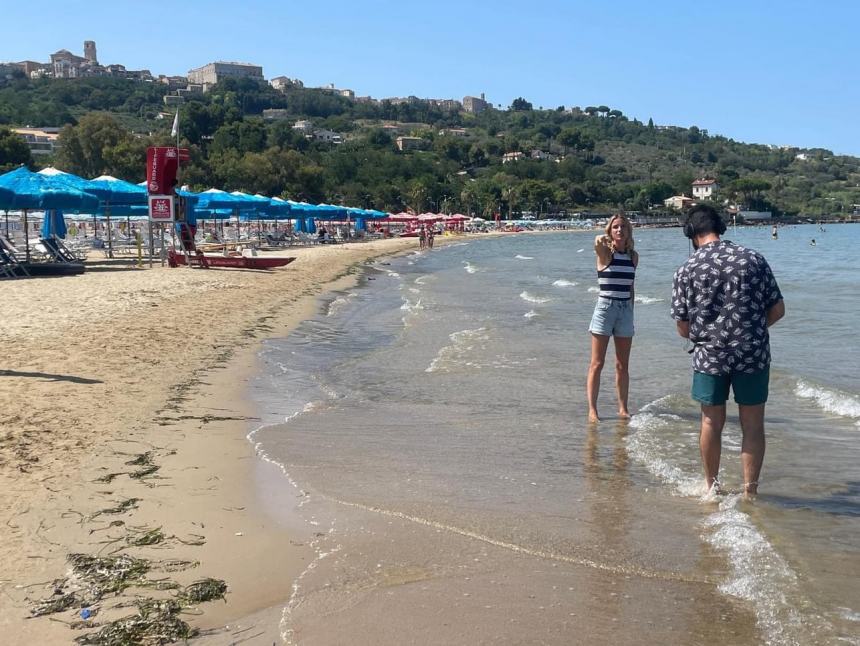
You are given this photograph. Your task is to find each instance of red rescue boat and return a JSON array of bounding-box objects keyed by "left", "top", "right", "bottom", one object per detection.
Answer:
[{"left": 168, "top": 249, "right": 296, "bottom": 270}]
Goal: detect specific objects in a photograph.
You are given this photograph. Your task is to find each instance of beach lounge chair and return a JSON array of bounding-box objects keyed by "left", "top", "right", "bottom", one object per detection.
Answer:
[
  {"left": 0, "top": 244, "right": 26, "bottom": 278},
  {"left": 40, "top": 237, "right": 86, "bottom": 262}
]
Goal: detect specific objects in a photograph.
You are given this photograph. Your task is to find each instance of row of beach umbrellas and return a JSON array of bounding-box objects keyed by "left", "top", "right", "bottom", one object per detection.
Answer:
[{"left": 0, "top": 165, "right": 393, "bottom": 258}]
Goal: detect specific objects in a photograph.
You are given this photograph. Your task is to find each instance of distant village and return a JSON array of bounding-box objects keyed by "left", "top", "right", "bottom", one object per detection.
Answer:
[
  {"left": 0, "top": 40, "right": 493, "bottom": 115},
  {"left": 2, "top": 41, "right": 820, "bottom": 220},
  {"left": 2, "top": 40, "right": 496, "bottom": 159}
]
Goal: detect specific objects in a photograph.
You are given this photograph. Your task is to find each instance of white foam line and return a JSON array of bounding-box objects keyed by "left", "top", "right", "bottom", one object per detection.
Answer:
[
  {"left": 314, "top": 493, "right": 710, "bottom": 584},
  {"left": 630, "top": 395, "right": 834, "bottom": 645},
  {"left": 795, "top": 379, "right": 860, "bottom": 425}
]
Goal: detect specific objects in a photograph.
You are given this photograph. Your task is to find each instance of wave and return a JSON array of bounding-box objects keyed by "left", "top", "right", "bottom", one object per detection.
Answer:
[
  {"left": 400, "top": 297, "right": 423, "bottom": 316},
  {"left": 524, "top": 310, "right": 538, "bottom": 319},
  {"left": 587, "top": 286, "right": 599, "bottom": 293},
  {"left": 426, "top": 327, "right": 489, "bottom": 373},
  {"left": 515, "top": 254, "right": 534, "bottom": 260},
  {"left": 795, "top": 379, "right": 860, "bottom": 425},
  {"left": 519, "top": 291, "right": 552, "bottom": 304},
  {"left": 552, "top": 279, "right": 578, "bottom": 287},
  {"left": 634, "top": 295, "right": 664, "bottom": 304},
  {"left": 629, "top": 396, "right": 829, "bottom": 645},
  {"left": 703, "top": 497, "right": 810, "bottom": 645},
  {"left": 576, "top": 248, "right": 585, "bottom": 253},
  {"left": 326, "top": 293, "right": 355, "bottom": 317},
  {"left": 463, "top": 261, "right": 478, "bottom": 274}
]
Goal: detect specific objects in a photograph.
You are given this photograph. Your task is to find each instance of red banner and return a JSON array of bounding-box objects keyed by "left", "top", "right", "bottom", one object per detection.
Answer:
[{"left": 145, "top": 147, "right": 179, "bottom": 194}]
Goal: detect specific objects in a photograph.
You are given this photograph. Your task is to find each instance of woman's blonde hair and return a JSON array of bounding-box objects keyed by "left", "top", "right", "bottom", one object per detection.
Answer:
[{"left": 604, "top": 213, "right": 634, "bottom": 255}]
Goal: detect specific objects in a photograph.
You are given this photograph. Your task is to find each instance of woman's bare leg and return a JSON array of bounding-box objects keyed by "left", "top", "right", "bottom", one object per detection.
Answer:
[
  {"left": 587, "top": 334, "right": 610, "bottom": 422},
  {"left": 613, "top": 336, "right": 633, "bottom": 418}
]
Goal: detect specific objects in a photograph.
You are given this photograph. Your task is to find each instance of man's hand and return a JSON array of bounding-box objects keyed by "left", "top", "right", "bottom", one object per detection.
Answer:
[
  {"left": 766, "top": 300, "right": 785, "bottom": 328},
  {"left": 676, "top": 320, "right": 690, "bottom": 338}
]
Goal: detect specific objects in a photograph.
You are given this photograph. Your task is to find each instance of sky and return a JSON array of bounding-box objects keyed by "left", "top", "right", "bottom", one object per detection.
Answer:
[{"left": 3, "top": 0, "right": 859, "bottom": 156}]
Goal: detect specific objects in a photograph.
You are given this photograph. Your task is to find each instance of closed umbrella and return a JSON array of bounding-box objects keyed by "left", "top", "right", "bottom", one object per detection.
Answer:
[{"left": 41, "top": 209, "right": 68, "bottom": 239}]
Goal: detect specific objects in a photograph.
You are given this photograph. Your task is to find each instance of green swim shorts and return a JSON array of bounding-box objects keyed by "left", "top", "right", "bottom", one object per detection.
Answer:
[{"left": 692, "top": 368, "right": 770, "bottom": 406}]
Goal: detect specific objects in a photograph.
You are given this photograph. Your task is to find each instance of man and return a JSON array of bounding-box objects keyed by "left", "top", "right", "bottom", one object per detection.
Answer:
[{"left": 671, "top": 204, "right": 785, "bottom": 496}]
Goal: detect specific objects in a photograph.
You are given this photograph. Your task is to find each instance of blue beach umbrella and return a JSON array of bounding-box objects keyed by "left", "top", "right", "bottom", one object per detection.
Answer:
[
  {"left": 84, "top": 175, "right": 148, "bottom": 257},
  {"left": 0, "top": 166, "right": 99, "bottom": 261},
  {"left": 0, "top": 185, "right": 13, "bottom": 210},
  {"left": 41, "top": 209, "right": 68, "bottom": 239}
]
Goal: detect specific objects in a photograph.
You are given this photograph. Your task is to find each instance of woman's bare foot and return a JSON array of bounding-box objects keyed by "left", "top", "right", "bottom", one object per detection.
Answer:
[
  {"left": 618, "top": 409, "right": 631, "bottom": 419},
  {"left": 588, "top": 410, "right": 600, "bottom": 423}
]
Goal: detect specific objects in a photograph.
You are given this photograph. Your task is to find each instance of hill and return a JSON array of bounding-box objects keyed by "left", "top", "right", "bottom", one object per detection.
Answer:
[{"left": 1, "top": 74, "right": 857, "bottom": 217}]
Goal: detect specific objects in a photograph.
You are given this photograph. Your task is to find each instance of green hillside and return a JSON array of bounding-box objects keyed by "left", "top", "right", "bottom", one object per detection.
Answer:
[{"left": 1, "top": 74, "right": 857, "bottom": 217}]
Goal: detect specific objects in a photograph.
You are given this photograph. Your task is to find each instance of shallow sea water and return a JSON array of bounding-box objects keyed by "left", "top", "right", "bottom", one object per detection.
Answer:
[{"left": 249, "top": 224, "right": 860, "bottom": 645}]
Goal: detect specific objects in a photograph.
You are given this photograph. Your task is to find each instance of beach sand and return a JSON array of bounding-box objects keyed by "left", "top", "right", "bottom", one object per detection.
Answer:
[{"left": 0, "top": 237, "right": 420, "bottom": 644}]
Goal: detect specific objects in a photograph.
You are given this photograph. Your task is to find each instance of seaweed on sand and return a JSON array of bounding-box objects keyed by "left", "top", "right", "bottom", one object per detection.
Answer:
[
  {"left": 73, "top": 609, "right": 196, "bottom": 645},
  {"left": 179, "top": 578, "right": 227, "bottom": 604}
]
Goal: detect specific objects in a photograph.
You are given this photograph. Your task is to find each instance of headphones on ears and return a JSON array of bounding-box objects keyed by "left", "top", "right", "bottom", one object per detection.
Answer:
[
  {"left": 683, "top": 210, "right": 726, "bottom": 239},
  {"left": 683, "top": 215, "right": 696, "bottom": 239}
]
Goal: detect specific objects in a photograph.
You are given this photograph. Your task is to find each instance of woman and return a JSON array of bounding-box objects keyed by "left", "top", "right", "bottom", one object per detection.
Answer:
[{"left": 586, "top": 214, "right": 638, "bottom": 422}]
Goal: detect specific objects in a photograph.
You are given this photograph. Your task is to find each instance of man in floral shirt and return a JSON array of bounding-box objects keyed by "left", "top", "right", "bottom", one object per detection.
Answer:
[{"left": 671, "top": 204, "right": 785, "bottom": 496}]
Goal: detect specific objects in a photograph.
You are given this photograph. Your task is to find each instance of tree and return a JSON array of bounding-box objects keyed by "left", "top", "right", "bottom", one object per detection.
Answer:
[
  {"left": 511, "top": 97, "right": 533, "bottom": 111},
  {"left": 584, "top": 106, "right": 598, "bottom": 116},
  {"left": 731, "top": 177, "right": 772, "bottom": 208},
  {"left": 56, "top": 113, "right": 136, "bottom": 178},
  {"left": 0, "top": 127, "right": 33, "bottom": 172}
]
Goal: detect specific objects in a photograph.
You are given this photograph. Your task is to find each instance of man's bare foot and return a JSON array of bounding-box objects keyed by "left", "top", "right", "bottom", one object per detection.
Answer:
[
  {"left": 588, "top": 410, "right": 600, "bottom": 423},
  {"left": 618, "top": 410, "right": 631, "bottom": 419}
]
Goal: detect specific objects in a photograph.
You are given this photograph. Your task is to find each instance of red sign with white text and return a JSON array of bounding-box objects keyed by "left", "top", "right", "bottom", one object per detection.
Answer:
[
  {"left": 148, "top": 195, "right": 175, "bottom": 222},
  {"left": 146, "top": 147, "right": 179, "bottom": 194}
]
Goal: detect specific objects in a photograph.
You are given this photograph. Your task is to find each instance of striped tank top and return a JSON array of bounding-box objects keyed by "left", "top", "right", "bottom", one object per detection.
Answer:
[{"left": 597, "top": 251, "right": 635, "bottom": 300}]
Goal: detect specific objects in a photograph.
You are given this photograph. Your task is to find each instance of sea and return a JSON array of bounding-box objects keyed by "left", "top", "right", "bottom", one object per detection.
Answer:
[{"left": 247, "top": 223, "right": 859, "bottom": 645}]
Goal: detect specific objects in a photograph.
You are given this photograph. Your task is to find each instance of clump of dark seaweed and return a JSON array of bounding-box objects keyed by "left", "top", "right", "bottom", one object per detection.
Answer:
[
  {"left": 179, "top": 578, "right": 227, "bottom": 604},
  {"left": 31, "top": 552, "right": 227, "bottom": 645},
  {"left": 68, "top": 553, "right": 151, "bottom": 597},
  {"left": 91, "top": 498, "right": 139, "bottom": 520},
  {"left": 31, "top": 590, "right": 79, "bottom": 617},
  {"left": 125, "top": 452, "right": 154, "bottom": 467},
  {"left": 74, "top": 609, "right": 196, "bottom": 645},
  {"left": 126, "top": 527, "right": 165, "bottom": 547}
]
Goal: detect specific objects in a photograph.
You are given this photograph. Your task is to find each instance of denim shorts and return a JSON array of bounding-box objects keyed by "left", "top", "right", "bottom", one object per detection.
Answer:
[{"left": 589, "top": 297, "right": 634, "bottom": 337}]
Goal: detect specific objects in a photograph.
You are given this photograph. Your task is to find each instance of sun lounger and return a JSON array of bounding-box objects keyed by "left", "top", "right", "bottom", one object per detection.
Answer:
[
  {"left": 0, "top": 244, "right": 26, "bottom": 278},
  {"left": 40, "top": 237, "right": 86, "bottom": 263}
]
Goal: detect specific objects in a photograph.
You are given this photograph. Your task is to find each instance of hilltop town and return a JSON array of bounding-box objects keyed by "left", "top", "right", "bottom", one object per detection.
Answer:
[{"left": 1, "top": 40, "right": 859, "bottom": 219}]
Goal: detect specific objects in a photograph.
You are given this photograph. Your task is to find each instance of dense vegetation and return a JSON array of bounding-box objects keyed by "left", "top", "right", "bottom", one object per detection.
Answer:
[{"left": 1, "top": 73, "right": 858, "bottom": 217}]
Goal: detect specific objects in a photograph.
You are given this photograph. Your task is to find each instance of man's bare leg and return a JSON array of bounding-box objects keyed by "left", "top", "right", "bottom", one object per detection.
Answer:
[
  {"left": 587, "top": 334, "right": 610, "bottom": 422},
  {"left": 700, "top": 404, "right": 726, "bottom": 492},
  {"left": 738, "top": 403, "right": 766, "bottom": 497},
  {"left": 613, "top": 336, "right": 633, "bottom": 418}
]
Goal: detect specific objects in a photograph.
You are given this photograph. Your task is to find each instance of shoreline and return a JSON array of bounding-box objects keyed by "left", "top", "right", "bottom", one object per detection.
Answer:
[{"left": 0, "top": 236, "right": 433, "bottom": 643}]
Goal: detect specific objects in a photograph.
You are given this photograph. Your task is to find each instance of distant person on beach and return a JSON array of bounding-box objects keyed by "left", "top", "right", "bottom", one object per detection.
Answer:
[
  {"left": 586, "top": 213, "right": 638, "bottom": 422},
  {"left": 771, "top": 225, "right": 778, "bottom": 239},
  {"left": 427, "top": 226, "right": 435, "bottom": 249},
  {"left": 810, "top": 238, "right": 816, "bottom": 246},
  {"left": 671, "top": 204, "right": 785, "bottom": 497}
]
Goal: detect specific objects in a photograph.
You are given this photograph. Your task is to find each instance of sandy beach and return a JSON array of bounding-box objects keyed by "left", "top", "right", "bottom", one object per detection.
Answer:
[{"left": 0, "top": 237, "right": 421, "bottom": 644}]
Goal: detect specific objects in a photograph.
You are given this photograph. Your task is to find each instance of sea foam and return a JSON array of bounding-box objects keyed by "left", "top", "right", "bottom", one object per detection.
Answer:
[
  {"left": 795, "top": 379, "right": 860, "bottom": 425},
  {"left": 519, "top": 291, "right": 551, "bottom": 304}
]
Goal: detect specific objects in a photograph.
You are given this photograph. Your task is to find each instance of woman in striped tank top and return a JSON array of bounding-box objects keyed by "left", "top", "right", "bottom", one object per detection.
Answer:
[{"left": 586, "top": 214, "right": 638, "bottom": 422}]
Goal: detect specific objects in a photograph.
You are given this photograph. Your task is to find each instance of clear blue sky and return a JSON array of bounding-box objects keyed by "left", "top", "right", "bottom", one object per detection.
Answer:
[{"left": 3, "top": 0, "right": 859, "bottom": 155}]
